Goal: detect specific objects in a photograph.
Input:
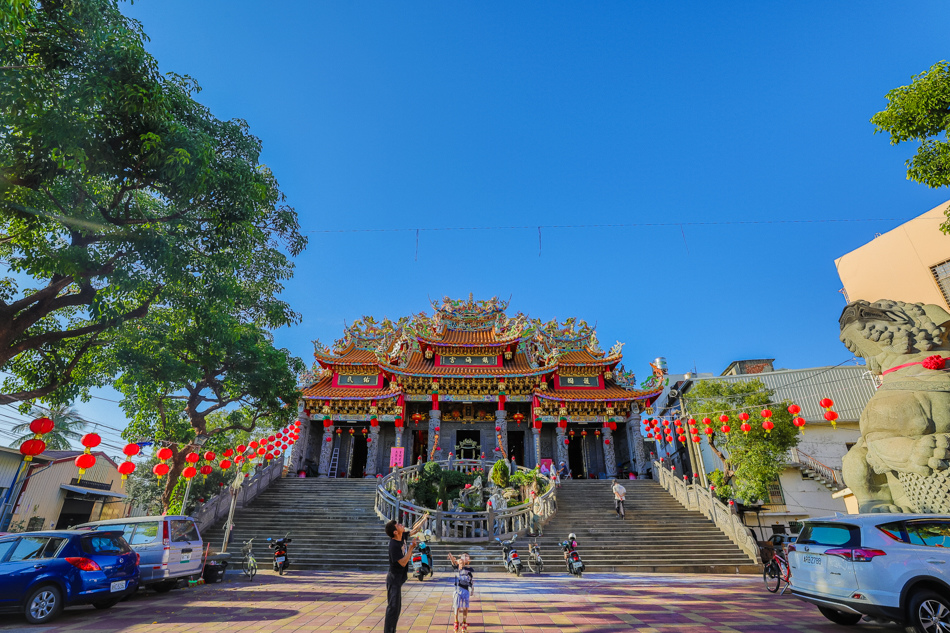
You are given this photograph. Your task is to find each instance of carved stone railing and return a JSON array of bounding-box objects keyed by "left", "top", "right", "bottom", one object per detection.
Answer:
[
  {"left": 654, "top": 460, "right": 761, "bottom": 564},
  {"left": 788, "top": 447, "right": 846, "bottom": 491},
  {"left": 193, "top": 459, "right": 283, "bottom": 534},
  {"left": 375, "top": 460, "right": 556, "bottom": 543}
]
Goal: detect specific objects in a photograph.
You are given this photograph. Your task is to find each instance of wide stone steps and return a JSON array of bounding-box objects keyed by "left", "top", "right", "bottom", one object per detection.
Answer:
[{"left": 202, "top": 477, "right": 758, "bottom": 574}]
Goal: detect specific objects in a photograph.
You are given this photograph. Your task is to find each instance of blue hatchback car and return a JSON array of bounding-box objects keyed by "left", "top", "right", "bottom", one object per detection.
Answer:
[{"left": 0, "top": 530, "right": 140, "bottom": 624}]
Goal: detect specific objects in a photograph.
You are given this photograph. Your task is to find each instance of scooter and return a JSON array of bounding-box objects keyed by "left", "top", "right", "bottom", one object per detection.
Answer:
[
  {"left": 412, "top": 529, "right": 434, "bottom": 581},
  {"left": 496, "top": 534, "right": 523, "bottom": 576},
  {"left": 561, "top": 533, "right": 585, "bottom": 577},
  {"left": 267, "top": 534, "right": 292, "bottom": 575},
  {"left": 527, "top": 539, "right": 543, "bottom": 575}
]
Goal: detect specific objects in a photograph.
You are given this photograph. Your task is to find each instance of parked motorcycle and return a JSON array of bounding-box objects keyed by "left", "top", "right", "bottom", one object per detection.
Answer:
[
  {"left": 496, "top": 534, "right": 523, "bottom": 576},
  {"left": 527, "top": 539, "right": 543, "bottom": 575},
  {"left": 412, "top": 529, "right": 434, "bottom": 581},
  {"left": 267, "top": 534, "right": 292, "bottom": 575},
  {"left": 561, "top": 533, "right": 585, "bottom": 577}
]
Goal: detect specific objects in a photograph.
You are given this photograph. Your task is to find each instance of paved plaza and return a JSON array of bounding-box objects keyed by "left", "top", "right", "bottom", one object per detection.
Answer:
[{"left": 0, "top": 571, "right": 904, "bottom": 633}]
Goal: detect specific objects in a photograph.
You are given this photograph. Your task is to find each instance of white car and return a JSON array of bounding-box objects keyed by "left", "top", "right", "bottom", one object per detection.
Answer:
[{"left": 789, "top": 514, "right": 950, "bottom": 631}]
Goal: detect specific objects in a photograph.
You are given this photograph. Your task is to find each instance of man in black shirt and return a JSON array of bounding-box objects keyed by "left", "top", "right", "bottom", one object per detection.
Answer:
[{"left": 384, "top": 514, "right": 429, "bottom": 633}]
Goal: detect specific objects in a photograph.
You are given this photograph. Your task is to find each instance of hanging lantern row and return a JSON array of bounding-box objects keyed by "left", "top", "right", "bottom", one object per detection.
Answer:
[
  {"left": 20, "top": 417, "right": 55, "bottom": 462},
  {"left": 75, "top": 433, "right": 101, "bottom": 482}
]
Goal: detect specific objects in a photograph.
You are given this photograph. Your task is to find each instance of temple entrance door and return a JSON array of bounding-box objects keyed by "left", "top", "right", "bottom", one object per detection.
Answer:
[
  {"left": 508, "top": 431, "right": 525, "bottom": 467},
  {"left": 455, "top": 430, "right": 480, "bottom": 460},
  {"left": 349, "top": 433, "right": 368, "bottom": 477},
  {"left": 567, "top": 435, "right": 586, "bottom": 478},
  {"left": 411, "top": 430, "right": 428, "bottom": 465}
]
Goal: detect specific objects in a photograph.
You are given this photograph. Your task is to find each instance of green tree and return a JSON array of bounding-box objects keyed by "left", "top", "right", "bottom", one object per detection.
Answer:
[
  {"left": 114, "top": 288, "right": 303, "bottom": 511},
  {"left": 683, "top": 379, "right": 800, "bottom": 505},
  {"left": 872, "top": 60, "right": 950, "bottom": 232},
  {"left": 10, "top": 403, "right": 86, "bottom": 449},
  {"left": 489, "top": 459, "right": 510, "bottom": 488},
  {"left": 0, "top": 0, "right": 305, "bottom": 407}
]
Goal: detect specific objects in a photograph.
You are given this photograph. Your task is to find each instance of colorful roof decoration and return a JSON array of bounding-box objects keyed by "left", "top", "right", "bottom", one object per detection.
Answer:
[{"left": 299, "top": 295, "right": 665, "bottom": 409}]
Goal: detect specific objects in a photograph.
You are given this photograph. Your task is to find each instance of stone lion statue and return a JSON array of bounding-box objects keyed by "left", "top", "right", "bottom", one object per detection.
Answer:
[{"left": 839, "top": 299, "right": 950, "bottom": 513}]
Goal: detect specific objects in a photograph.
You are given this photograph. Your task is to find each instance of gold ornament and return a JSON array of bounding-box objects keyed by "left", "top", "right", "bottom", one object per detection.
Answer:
[
  {"left": 504, "top": 351, "right": 512, "bottom": 360},
  {"left": 369, "top": 406, "right": 378, "bottom": 415},
  {"left": 559, "top": 407, "right": 568, "bottom": 416},
  {"left": 425, "top": 349, "right": 433, "bottom": 359},
  {"left": 606, "top": 406, "right": 616, "bottom": 417},
  {"left": 533, "top": 407, "right": 542, "bottom": 418},
  {"left": 321, "top": 406, "right": 331, "bottom": 415},
  {"left": 604, "top": 371, "right": 613, "bottom": 380}
]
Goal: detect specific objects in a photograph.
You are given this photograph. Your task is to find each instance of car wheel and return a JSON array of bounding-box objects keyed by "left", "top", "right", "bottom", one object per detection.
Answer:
[
  {"left": 817, "top": 606, "right": 862, "bottom": 626},
  {"left": 93, "top": 598, "right": 121, "bottom": 610},
  {"left": 906, "top": 589, "right": 950, "bottom": 633},
  {"left": 152, "top": 581, "right": 178, "bottom": 593},
  {"left": 23, "top": 585, "right": 63, "bottom": 624}
]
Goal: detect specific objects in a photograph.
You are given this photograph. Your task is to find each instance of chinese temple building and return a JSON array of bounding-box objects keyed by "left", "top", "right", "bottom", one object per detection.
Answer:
[{"left": 289, "top": 295, "right": 666, "bottom": 479}]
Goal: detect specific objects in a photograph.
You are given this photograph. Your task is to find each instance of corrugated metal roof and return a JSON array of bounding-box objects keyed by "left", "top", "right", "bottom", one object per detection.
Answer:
[{"left": 700, "top": 365, "right": 877, "bottom": 423}]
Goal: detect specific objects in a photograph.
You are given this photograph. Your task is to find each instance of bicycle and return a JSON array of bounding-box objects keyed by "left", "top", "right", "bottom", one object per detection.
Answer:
[
  {"left": 241, "top": 538, "right": 258, "bottom": 580},
  {"left": 763, "top": 536, "right": 790, "bottom": 594}
]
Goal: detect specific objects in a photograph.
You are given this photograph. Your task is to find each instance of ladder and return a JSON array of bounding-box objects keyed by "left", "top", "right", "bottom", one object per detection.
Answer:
[{"left": 328, "top": 447, "right": 340, "bottom": 478}]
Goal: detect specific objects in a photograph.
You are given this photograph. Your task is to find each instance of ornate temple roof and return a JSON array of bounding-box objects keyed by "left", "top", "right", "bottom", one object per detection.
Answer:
[{"left": 300, "top": 295, "right": 665, "bottom": 407}]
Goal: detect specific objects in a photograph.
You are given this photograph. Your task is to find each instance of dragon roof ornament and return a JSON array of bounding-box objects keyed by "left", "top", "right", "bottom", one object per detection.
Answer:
[
  {"left": 333, "top": 315, "right": 407, "bottom": 353},
  {"left": 430, "top": 293, "right": 511, "bottom": 331},
  {"left": 535, "top": 317, "right": 599, "bottom": 352}
]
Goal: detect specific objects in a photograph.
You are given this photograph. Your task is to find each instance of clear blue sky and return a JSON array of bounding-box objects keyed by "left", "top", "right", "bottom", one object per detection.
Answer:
[{"left": 55, "top": 1, "right": 950, "bottom": 443}]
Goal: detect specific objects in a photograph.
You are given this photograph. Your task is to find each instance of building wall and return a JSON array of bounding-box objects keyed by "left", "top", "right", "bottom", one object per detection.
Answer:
[
  {"left": 11, "top": 456, "right": 128, "bottom": 529},
  {"left": 835, "top": 202, "right": 950, "bottom": 310}
]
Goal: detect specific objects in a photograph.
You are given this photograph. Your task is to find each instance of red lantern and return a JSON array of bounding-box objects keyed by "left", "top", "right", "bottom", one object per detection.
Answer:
[
  {"left": 235, "top": 455, "right": 244, "bottom": 464},
  {"left": 203, "top": 451, "right": 216, "bottom": 461},
  {"left": 30, "top": 417, "right": 54, "bottom": 435},
  {"left": 793, "top": 417, "right": 807, "bottom": 433},
  {"left": 674, "top": 419, "right": 682, "bottom": 427},
  {"left": 569, "top": 430, "right": 575, "bottom": 438},
  {"left": 74, "top": 452, "right": 96, "bottom": 479},
  {"left": 412, "top": 413, "right": 424, "bottom": 426},
  {"left": 702, "top": 417, "right": 712, "bottom": 426},
  {"left": 721, "top": 425, "right": 731, "bottom": 433},
  {"left": 581, "top": 430, "right": 587, "bottom": 437},
  {"left": 182, "top": 466, "right": 197, "bottom": 480},
  {"left": 323, "top": 419, "right": 332, "bottom": 428},
  {"left": 607, "top": 421, "right": 617, "bottom": 431},
  {"left": 761, "top": 409, "right": 773, "bottom": 421},
  {"left": 80, "top": 433, "right": 101, "bottom": 449},
  {"left": 762, "top": 420, "right": 774, "bottom": 433},
  {"left": 788, "top": 404, "right": 801, "bottom": 415},
  {"left": 249, "top": 441, "right": 259, "bottom": 450},
  {"left": 740, "top": 423, "right": 752, "bottom": 434},
  {"left": 122, "top": 443, "right": 140, "bottom": 457},
  {"left": 691, "top": 436, "right": 700, "bottom": 443},
  {"left": 689, "top": 427, "right": 698, "bottom": 435},
  {"left": 223, "top": 448, "right": 234, "bottom": 458},
  {"left": 220, "top": 459, "right": 232, "bottom": 470},
  {"left": 257, "top": 447, "right": 266, "bottom": 455},
  {"left": 153, "top": 463, "right": 170, "bottom": 478},
  {"left": 371, "top": 418, "right": 379, "bottom": 428},
  {"left": 557, "top": 419, "right": 567, "bottom": 429},
  {"left": 19, "top": 439, "right": 46, "bottom": 459},
  {"left": 264, "top": 453, "right": 273, "bottom": 461},
  {"left": 118, "top": 461, "right": 136, "bottom": 478},
  {"left": 157, "top": 447, "right": 173, "bottom": 461},
  {"left": 819, "top": 398, "right": 834, "bottom": 409},
  {"left": 200, "top": 464, "right": 213, "bottom": 480},
  {"left": 513, "top": 413, "right": 525, "bottom": 425},
  {"left": 704, "top": 427, "right": 714, "bottom": 435},
  {"left": 236, "top": 444, "right": 247, "bottom": 454},
  {"left": 687, "top": 418, "right": 696, "bottom": 426},
  {"left": 268, "top": 435, "right": 275, "bottom": 443},
  {"left": 738, "top": 412, "right": 750, "bottom": 422},
  {"left": 719, "top": 414, "right": 729, "bottom": 423},
  {"left": 362, "top": 428, "right": 368, "bottom": 437},
  {"left": 186, "top": 452, "right": 200, "bottom": 464}
]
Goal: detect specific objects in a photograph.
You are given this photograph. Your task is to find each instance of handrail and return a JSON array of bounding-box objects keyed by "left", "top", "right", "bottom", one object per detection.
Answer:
[
  {"left": 653, "top": 460, "right": 761, "bottom": 564},
  {"left": 193, "top": 459, "right": 283, "bottom": 533},
  {"left": 788, "top": 447, "right": 844, "bottom": 488},
  {"left": 375, "top": 460, "right": 556, "bottom": 543}
]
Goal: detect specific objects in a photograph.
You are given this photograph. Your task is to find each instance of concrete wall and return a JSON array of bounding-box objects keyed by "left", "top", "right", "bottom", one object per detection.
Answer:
[{"left": 835, "top": 201, "right": 950, "bottom": 310}]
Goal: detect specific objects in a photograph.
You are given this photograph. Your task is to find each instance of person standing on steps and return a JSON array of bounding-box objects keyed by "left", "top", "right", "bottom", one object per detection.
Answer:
[
  {"left": 384, "top": 513, "right": 429, "bottom": 633},
  {"left": 611, "top": 479, "right": 626, "bottom": 519}
]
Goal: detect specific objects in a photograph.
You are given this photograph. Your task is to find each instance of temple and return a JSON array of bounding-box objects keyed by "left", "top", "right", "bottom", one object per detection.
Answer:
[{"left": 289, "top": 295, "right": 666, "bottom": 479}]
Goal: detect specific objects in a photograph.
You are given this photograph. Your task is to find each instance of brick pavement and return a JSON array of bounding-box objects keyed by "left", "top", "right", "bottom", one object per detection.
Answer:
[{"left": 0, "top": 571, "right": 902, "bottom": 633}]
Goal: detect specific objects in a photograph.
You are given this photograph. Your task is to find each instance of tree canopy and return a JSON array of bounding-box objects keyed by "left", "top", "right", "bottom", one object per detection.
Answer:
[
  {"left": 872, "top": 60, "right": 950, "bottom": 232},
  {"left": 683, "top": 379, "right": 800, "bottom": 505},
  {"left": 10, "top": 403, "right": 86, "bottom": 449},
  {"left": 0, "top": 0, "right": 305, "bottom": 407}
]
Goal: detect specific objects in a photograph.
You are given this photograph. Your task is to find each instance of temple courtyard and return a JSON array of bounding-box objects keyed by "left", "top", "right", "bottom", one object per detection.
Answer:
[{"left": 0, "top": 571, "right": 903, "bottom": 632}]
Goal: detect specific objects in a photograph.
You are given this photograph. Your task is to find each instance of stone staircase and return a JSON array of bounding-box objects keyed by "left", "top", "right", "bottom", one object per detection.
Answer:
[
  {"left": 202, "top": 477, "right": 758, "bottom": 574},
  {"left": 788, "top": 447, "right": 846, "bottom": 492}
]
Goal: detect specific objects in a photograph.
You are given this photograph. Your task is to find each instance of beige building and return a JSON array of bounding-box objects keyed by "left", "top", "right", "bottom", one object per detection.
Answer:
[
  {"left": 10, "top": 450, "right": 131, "bottom": 531},
  {"left": 835, "top": 201, "right": 950, "bottom": 310}
]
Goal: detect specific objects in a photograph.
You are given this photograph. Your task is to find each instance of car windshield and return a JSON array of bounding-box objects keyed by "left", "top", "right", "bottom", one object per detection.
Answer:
[
  {"left": 81, "top": 533, "right": 131, "bottom": 555},
  {"left": 797, "top": 523, "right": 860, "bottom": 547}
]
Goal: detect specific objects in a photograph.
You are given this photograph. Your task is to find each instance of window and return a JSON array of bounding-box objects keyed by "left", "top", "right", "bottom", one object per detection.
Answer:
[
  {"left": 170, "top": 520, "right": 199, "bottom": 543},
  {"left": 0, "top": 539, "right": 16, "bottom": 562},
  {"left": 767, "top": 481, "right": 785, "bottom": 505},
  {"left": 797, "top": 523, "right": 860, "bottom": 547},
  {"left": 129, "top": 523, "right": 159, "bottom": 545},
  {"left": 877, "top": 521, "right": 906, "bottom": 542},
  {"left": 932, "top": 259, "right": 950, "bottom": 305},
  {"left": 93, "top": 523, "right": 136, "bottom": 542},
  {"left": 906, "top": 521, "right": 950, "bottom": 548},
  {"left": 81, "top": 534, "right": 131, "bottom": 555},
  {"left": 9, "top": 537, "right": 63, "bottom": 562}
]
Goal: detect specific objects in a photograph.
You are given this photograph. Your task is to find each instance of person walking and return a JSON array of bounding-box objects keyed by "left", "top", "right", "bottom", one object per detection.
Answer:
[
  {"left": 384, "top": 513, "right": 429, "bottom": 633},
  {"left": 446, "top": 551, "right": 475, "bottom": 632},
  {"left": 611, "top": 479, "right": 626, "bottom": 519}
]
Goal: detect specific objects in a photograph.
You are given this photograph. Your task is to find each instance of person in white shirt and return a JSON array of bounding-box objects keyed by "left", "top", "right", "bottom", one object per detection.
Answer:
[{"left": 611, "top": 479, "right": 626, "bottom": 520}]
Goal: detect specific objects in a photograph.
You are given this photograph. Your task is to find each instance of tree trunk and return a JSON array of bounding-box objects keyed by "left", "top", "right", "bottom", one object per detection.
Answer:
[{"left": 161, "top": 446, "right": 189, "bottom": 513}]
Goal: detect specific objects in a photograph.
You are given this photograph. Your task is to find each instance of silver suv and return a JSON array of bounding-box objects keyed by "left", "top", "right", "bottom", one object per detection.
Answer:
[{"left": 789, "top": 514, "right": 950, "bottom": 631}]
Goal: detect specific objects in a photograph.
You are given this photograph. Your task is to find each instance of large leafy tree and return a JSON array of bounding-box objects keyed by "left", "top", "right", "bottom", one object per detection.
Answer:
[
  {"left": 114, "top": 284, "right": 303, "bottom": 511},
  {"left": 683, "top": 379, "right": 800, "bottom": 505},
  {"left": 10, "top": 403, "right": 86, "bottom": 449},
  {"left": 872, "top": 60, "right": 950, "bottom": 232},
  {"left": 0, "top": 0, "right": 304, "bottom": 407}
]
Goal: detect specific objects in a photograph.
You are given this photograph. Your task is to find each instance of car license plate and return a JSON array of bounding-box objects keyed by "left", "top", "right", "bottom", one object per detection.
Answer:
[
  {"left": 110, "top": 580, "right": 126, "bottom": 593},
  {"left": 180, "top": 553, "right": 191, "bottom": 563},
  {"left": 275, "top": 556, "right": 285, "bottom": 563},
  {"left": 802, "top": 555, "right": 822, "bottom": 566}
]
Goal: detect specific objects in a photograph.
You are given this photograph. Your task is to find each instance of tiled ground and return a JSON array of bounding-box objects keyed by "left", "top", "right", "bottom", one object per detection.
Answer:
[{"left": 0, "top": 570, "right": 902, "bottom": 633}]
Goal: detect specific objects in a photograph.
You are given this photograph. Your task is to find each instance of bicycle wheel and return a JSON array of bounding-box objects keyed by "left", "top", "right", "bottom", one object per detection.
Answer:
[
  {"left": 763, "top": 561, "right": 781, "bottom": 593},
  {"left": 242, "top": 557, "right": 252, "bottom": 578}
]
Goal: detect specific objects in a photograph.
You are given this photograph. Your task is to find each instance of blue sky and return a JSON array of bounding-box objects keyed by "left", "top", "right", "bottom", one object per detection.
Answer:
[{"left": 43, "top": 1, "right": 950, "bottom": 444}]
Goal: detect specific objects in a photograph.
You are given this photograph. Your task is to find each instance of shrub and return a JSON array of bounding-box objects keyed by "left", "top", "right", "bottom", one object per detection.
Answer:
[{"left": 489, "top": 460, "right": 509, "bottom": 487}]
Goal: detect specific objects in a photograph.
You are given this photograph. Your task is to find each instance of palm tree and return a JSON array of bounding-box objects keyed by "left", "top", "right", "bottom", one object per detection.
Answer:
[{"left": 11, "top": 404, "right": 87, "bottom": 450}]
